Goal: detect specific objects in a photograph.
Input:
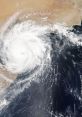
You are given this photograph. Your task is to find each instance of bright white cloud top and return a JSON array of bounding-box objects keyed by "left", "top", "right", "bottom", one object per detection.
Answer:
[{"left": 0, "top": 18, "right": 51, "bottom": 74}]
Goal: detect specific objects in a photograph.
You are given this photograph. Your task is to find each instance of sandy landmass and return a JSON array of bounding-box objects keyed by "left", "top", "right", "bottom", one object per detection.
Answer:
[{"left": 0, "top": 0, "right": 82, "bottom": 25}]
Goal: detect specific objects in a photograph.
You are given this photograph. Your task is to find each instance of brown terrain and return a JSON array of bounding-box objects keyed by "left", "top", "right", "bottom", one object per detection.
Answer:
[
  {"left": 0, "top": 0, "right": 82, "bottom": 91},
  {"left": 0, "top": 0, "right": 82, "bottom": 25}
]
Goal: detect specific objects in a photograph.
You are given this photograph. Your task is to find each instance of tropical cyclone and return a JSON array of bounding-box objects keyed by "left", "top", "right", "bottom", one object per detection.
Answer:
[
  {"left": 0, "top": 16, "right": 82, "bottom": 116},
  {"left": 0, "top": 12, "right": 82, "bottom": 75}
]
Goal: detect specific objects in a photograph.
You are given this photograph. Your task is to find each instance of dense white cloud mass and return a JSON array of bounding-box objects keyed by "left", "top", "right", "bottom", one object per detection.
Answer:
[{"left": 0, "top": 20, "right": 51, "bottom": 74}]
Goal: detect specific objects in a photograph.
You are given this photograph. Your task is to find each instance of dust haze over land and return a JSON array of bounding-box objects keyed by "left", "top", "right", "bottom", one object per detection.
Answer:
[{"left": 0, "top": 0, "right": 82, "bottom": 25}]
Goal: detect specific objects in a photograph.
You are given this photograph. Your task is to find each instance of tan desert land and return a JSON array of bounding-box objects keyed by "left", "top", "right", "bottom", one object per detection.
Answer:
[{"left": 0, "top": 0, "right": 82, "bottom": 25}]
